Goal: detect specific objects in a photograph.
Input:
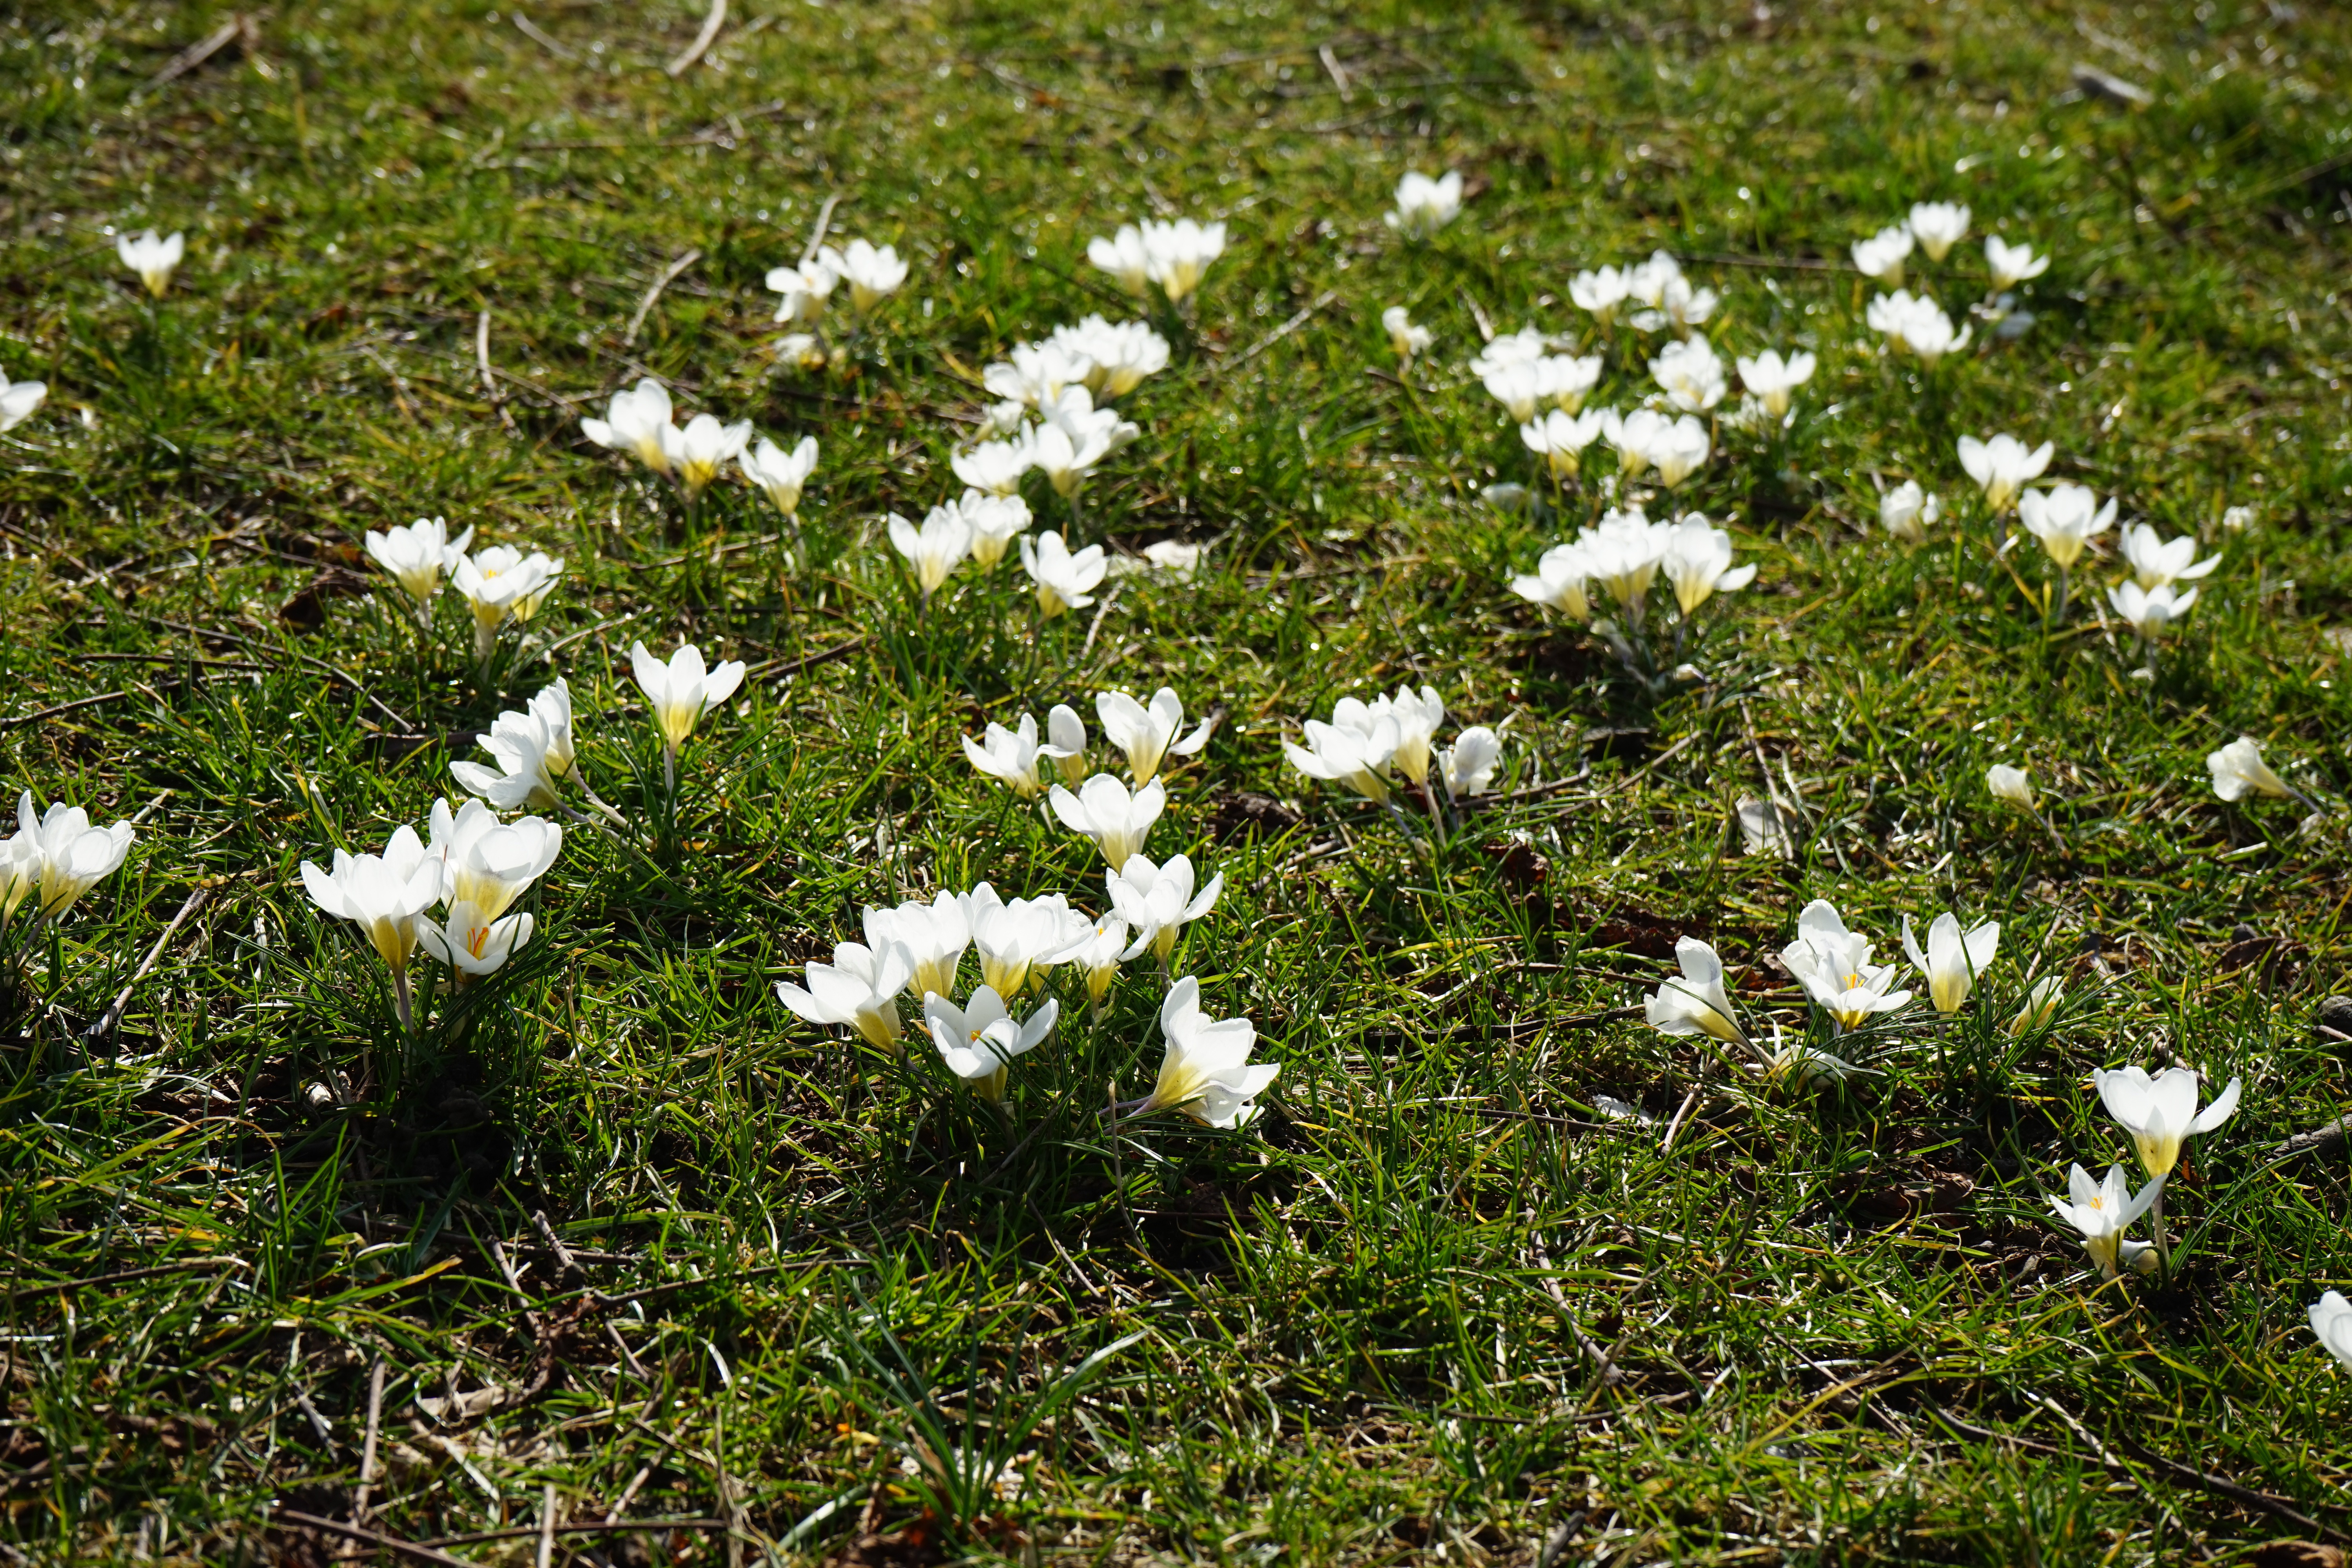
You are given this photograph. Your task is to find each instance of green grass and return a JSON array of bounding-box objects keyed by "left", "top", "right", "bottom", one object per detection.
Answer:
[{"left": 6, "top": 0, "right": 2352, "bottom": 1561}]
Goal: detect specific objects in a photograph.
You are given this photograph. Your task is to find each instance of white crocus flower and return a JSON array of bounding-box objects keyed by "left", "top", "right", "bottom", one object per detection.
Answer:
[
  {"left": 1781, "top": 899, "right": 1913, "bottom": 1030},
  {"left": 1986, "top": 764, "right": 2035, "bottom": 808},
  {"left": 1042, "top": 704, "right": 1089, "bottom": 787},
  {"left": 1985, "top": 235, "right": 2051, "bottom": 290},
  {"left": 985, "top": 341, "right": 1093, "bottom": 410},
  {"left": 580, "top": 379, "right": 677, "bottom": 474},
  {"left": 1906, "top": 201, "right": 1971, "bottom": 262},
  {"left": 1086, "top": 224, "right": 1154, "bottom": 296},
  {"left": 889, "top": 506, "right": 973, "bottom": 601},
  {"left": 960, "top": 492, "right": 1032, "bottom": 568},
  {"left": 1285, "top": 715, "right": 1400, "bottom": 804},
  {"left": 2048, "top": 1164, "right": 2163, "bottom": 1279},
  {"left": 765, "top": 260, "right": 835, "bottom": 327},
  {"left": 1020, "top": 530, "right": 1107, "bottom": 618},
  {"left": 951, "top": 433, "right": 1036, "bottom": 497},
  {"left": 1659, "top": 275, "right": 1718, "bottom": 335},
  {"left": 1381, "top": 306, "right": 1434, "bottom": 364},
  {"left": 1867, "top": 290, "right": 1971, "bottom": 364},
  {"left": 118, "top": 229, "right": 185, "bottom": 296},
  {"left": 1597, "top": 407, "right": 1653, "bottom": 479},
  {"left": 659, "top": 414, "right": 753, "bottom": 500},
  {"left": 1468, "top": 327, "right": 1548, "bottom": 377},
  {"left": 452, "top": 679, "right": 577, "bottom": 810},
  {"left": 0, "top": 828, "right": 36, "bottom": 928},
  {"left": 1048, "top": 775, "right": 1166, "bottom": 866},
  {"left": 1521, "top": 410, "right": 1605, "bottom": 479},
  {"left": 364, "top": 516, "right": 474, "bottom": 619},
  {"left": 2117, "top": 523, "right": 2220, "bottom": 590},
  {"left": 1570, "top": 265, "right": 1632, "bottom": 326},
  {"left": 924, "top": 986, "right": 1058, "bottom": 1104},
  {"left": 1957, "top": 433, "right": 2054, "bottom": 513},
  {"left": 1660, "top": 515, "right": 1757, "bottom": 617},
  {"left": 1033, "top": 387, "right": 1139, "bottom": 502},
  {"left": 1482, "top": 361, "right": 1552, "bottom": 425},
  {"left": 1140, "top": 218, "right": 1225, "bottom": 303},
  {"left": 2009, "top": 976, "right": 2062, "bottom": 1036},
  {"left": 630, "top": 640, "right": 747, "bottom": 788},
  {"left": 1626, "top": 250, "right": 1682, "bottom": 308},
  {"left": 864, "top": 892, "right": 971, "bottom": 1002},
  {"left": 16, "top": 792, "right": 137, "bottom": 922},
  {"left": 1544, "top": 354, "right": 1604, "bottom": 414},
  {"left": 1108, "top": 853, "right": 1222, "bottom": 965},
  {"left": 1132, "top": 976, "right": 1276, "bottom": 1128},
  {"left": 0, "top": 369, "right": 48, "bottom": 432},
  {"left": 1098, "top": 688, "right": 1216, "bottom": 786},
  {"left": 965, "top": 886, "right": 1088, "bottom": 997},
  {"left": 1052, "top": 915, "right": 1130, "bottom": 1012},
  {"left": 1650, "top": 336, "right": 1727, "bottom": 413},
  {"left": 777, "top": 940, "right": 912, "bottom": 1051},
  {"left": 2092, "top": 1065, "right": 2243, "bottom": 1180},
  {"left": 451, "top": 546, "right": 562, "bottom": 663},
  {"left": 1879, "top": 481, "right": 1940, "bottom": 544},
  {"left": 1359, "top": 686, "right": 1445, "bottom": 786},
  {"left": 416, "top": 900, "right": 535, "bottom": 981},
  {"left": 425, "top": 797, "right": 561, "bottom": 922},
  {"left": 1900, "top": 912, "right": 2000, "bottom": 1014},
  {"left": 2309, "top": 1292, "right": 2352, "bottom": 1373},
  {"left": 1851, "top": 224, "right": 1913, "bottom": 285},
  {"left": 1386, "top": 170, "right": 1464, "bottom": 236},
  {"left": 1648, "top": 415, "right": 1712, "bottom": 490},
  {"left": 1438, "top": 727, "right": 1501, "bottom": 799},
  {"left": 1573, "top": 505, "right": 1673, "bottom": 619},
  {"left": 1735, "top": 350, "right": 1816, "bottom": 420},
  {"left": 300, "top": 824, "right": 442, "bottom": 1027},
  {"left": 740, "top": 435, "right": 819, "bottom": 519},
  {"left": 816, "top": 239, "right": 909, "bottom": 312},
  {"left": 962, "top": 714, "right": 1051, "bottom": 800},
  {"left": 2206, "top": 736, "right": 2295, "bottom": 803},
  {"left": 1510, "top": 542, "right": 1592, "bottom": 620},
  {"left": 2107, "top": 581, "right": 2198, "bottom": 642},
  {"left": 2016, "top": 483, "right": 2114, "bottom": 571},
  {"left": 1050, "top": 316, "right": 1171, "bottom": 398},
  {"left": 1643, "top": 935, "right": 1747, "bottom": 1047}
]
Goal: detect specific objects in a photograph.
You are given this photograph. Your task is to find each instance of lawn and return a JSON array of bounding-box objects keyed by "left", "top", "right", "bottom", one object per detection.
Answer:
[{"left": 5, "top": 0, "right": 2352, "bottom": 1562}]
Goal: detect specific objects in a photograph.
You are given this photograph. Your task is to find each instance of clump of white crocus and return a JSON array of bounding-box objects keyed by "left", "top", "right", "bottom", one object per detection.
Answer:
[
  {"left": 1382, "top": 306, "right": 1433, "bottom": 366},
  {"left": 2047, "top": 1164, "right": 2162, "bottom": 1280},
  {"left": 1651, "top": 336, "right": 1728, "bottom": 413},
  {"left": 581, "top": 379, "right": 678, "bottom": 475},
  {"left": 2309, "top": 1292, "right": 2352, "bottom": 1373},
  {"left": 1510, "top": 541, "right": 1593, "bottom": 621},
  {"left": 960, "top": 492, "right": 1033, "bottom": 569},
  {"left": 1781, "top": 900, "right": 1913, "bottom": 1031},
  {"left": 1643, "top": 935, "right": 1747, "bottom": 1048},
  {"left": 1051, "top": 316, "right": 1172, "bottom": 399},
  {"left": 1285, "top": 712, "right": 1399, "bottom": 804},
  {"left": 2117, "top": 523, "right": 2220, "bottom": 591},
  {"left": 1521, "top": 410, "right": 1606, "bottom": 480},
  {"left": 1042, "top": 705, "right": 1089, "bottom": 786},
  {"left": 965, "top": 886, "right": 1089, "bottom": 997},
  {"left": 1851, "top": 224, "right": 1913, "bottom": 285},
  {"left": 962, "top": 713, "right": 1052, "bottom": 800},
  {"left": 364, "top": 516, "right": 474, "bottom": 623},
  {"left": 630, "top": 640, "right": 746, "bottom": 793},
  {"left": 1140, "top": 218, "right": 1226, "bottom": 303},
  {"left": 1097, "top": 688, "right": 1215, "bottom": 786},
  {"left": 1957, "top": 433, "right": 2054, "bottom": 514},
  {"left": 1907, "top": 201, "right": 1970, "bottom": 262},
  {"left": 452, "top": 679, "right": 577, "bottom": 812},
  {"left": 424, "top": 798, "right": 562, "bottom": 924},
  {"left": 0, "top": 369, "right": 47, "bottom": 432},
  {"left": 2206, "top": 735, "right": 2309, "bottom": 810},
  {"left": 924, "top": 987, "right": 1058, "bottom": 1104},
  {"left": 1735, "top": 350, "right": 1816, "bottom": 421},
  {"left": 951, "top": 432, "right": 1035, "bottom": 497},
  {"left": 1570, "top": 504, "right": 1672, "bottom": 626},
  {"left": 1880, "top": 481, "right": 1940, "bottom": 544},
  {"left": 1569, "top": 265, "right": 1632, "bottom": 327},
  {"left": 2008, "top": 976, "right": 2062, "bottom": 1035},
  {"left": 118, "top": 229, "right": 185, "bottom": 297},
  {"left": 889, "top": 506, "right": 973, "bottom": 604},
  {"left": 1867, "top": 291, "right": 1971, "bottom": 364},
  {"left": 2107, "top": 581, "right": 2198, "bottom": 646},
  {"left": 1129, "top": 976, "right": 1276, "bottom": 1128},
  {"left": 1053, "top": 915, "right": 1130, "bottom": 1014},
  {"left": 451, "top": 546, "right": 562, "bottom": 664},
  {"left": 1387, "top": 169, "right": 1464, "bottom": 236},
  {"left": 1086, "top": 225, "right": 1154, "bottom": 296},
  {"left": 1984, "top": 235, "right": 2050, "bottom": 290},
  {"left": 1660, "top": 514, "right": 1757, "bottom": 621},
  {"left": 985, "top": 340, "right": 1092, "bottom": 412},
  {"left": 301, "top": 824, "right": 442, "bottom": 1029},
  {"left": 1439, "top": 727, "right": 1502, "bottom": 801},
  {"left": 1049, "top": 775, "right": 1165, "bottom": 866},
  {"left": 11, "top": 792, "right": 136, "bottom": 926},
  {"left": 777, "top": 940, "right": 913, "bottom": 1051},
  {"left": 661, "top": 414, "right": 753, "bottom": 500},
  {"left": 865, "top": 892, "right": 971, "bottom": 1002},
  {"left": 740, "top": 435, "right": 819, "bottom": 521},
  {"left": 1901, "top": 912, "right": 2000, "bottom": 1014},
  {"left": 416, "top": 901, "right": 536, "bottom": 982},
  {"left": 1108, "top": 853, "right": 1223, "bottom": 965},
  {"left": 1020, "top": 530, "right": 1107, "bottom": 619},
  {"left": 1354, "top": 686, "right": 1445, "bottom": 787},
  {"left": 816, "top": 239, "right": 909, "bottom": 313}
]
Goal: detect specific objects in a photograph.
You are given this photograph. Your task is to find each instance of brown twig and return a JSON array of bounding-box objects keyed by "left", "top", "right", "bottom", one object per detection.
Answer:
[
  {"left": 0, "top": 690, "right": 135, "bottom": 730},
  {"left": 275, "top": 1512, "right": 478, "bottom": 1568},
  {"left": 625, "top": 250, "right": 703, "bottom": 346},
  {"left": 512, "top": 12, "right": 580, "bottom": 61},
  {"left": 1218, "top": 289, "right": 1341, "bottom": 376},
  {"left": 665, "top": 0, "right": 728, "bottom": 77},
  {"left": 0, "top": 1257, "right": 245, "bottom": 1299},
  {"left": 151, "top": 14, "right": 249, "bottom": 85},
  {"left": 87, "top": 886, "right": 211, "bottom": 1043}
]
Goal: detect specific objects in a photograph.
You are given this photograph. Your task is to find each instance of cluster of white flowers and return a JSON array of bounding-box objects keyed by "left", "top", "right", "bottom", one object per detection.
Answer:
[
  {"left": 1284, "top": 684, "right": 1501, "bottom": 833},
  {"left": 767, "top": 236, "right": 910, "bottom": 363},
  {"left": 580, "top": 377, "right": 822, "bottom": 521},
  {"left": 1087, "top": 218, "right": 1226, "bottom": 305},
  {"left": 362, "top": 516, "right": 563, "bottom": 664},
  {"left": 2, "top": 793, "right": 136, "bottom": 935}
]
